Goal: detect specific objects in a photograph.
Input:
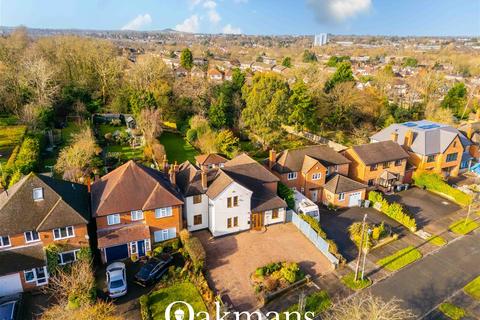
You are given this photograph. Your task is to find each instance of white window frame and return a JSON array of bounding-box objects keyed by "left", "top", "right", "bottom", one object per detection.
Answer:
[
  {"left": 0, "top": 235, "right": 11, "bottom": 248},
  {"left": 107, "top": 214, "right": 121, "bottom": 225},
  {"left": 33, "top": 187, "right": 44, "bottom": 201},
  {"left": 145, "top": 239, "right": 151, "bottom": 252},
  {"left": 287, "top": 172, "right": 298, "bottom": 180},
  {"left": 130, "top": 241, "right": 138, "bottom": 255},
  {"left": 53, "top": 226, "right": 75, "bottom": 240},
  {"left": 58, "top": 249, "right": 80, "bottom": 265},
  {"left": 24, "top": 266, "right": 48, "bottom": 286},
  {"left": 312, "top": 173, "right": 322, "bottom": 180},
  {"left": 155, "top": 207, "right": 173, "bottom": 218},
  {"left": 24, "top": 230, "right": 40, "bottom": 243},
  {"left": 131, "top": 210, "right": 144, "bottom": 221},
  {"left": 338, "top": 193, "right": 345, "bottom": 201}
]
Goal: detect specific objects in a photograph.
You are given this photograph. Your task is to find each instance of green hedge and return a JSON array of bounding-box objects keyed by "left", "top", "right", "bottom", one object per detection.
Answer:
[
  {"left": 184, "top": 236, "right": 206, "bottom": 272},
  {"left": 139, "top": 294, "right": 152, "bottom": 320},
  {"left": 278, "top": 182, "right": 294, "bottom": 209},
  {"left": 368, "top": 191, "right": 417, "bottom": 231},
  {"left": 413, "top": 172, "right": 472, "bottom": 206}
]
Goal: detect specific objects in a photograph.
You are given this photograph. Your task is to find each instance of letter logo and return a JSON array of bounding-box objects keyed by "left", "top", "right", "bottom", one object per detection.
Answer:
[{"left": 165, "top": 301, "right": 195, "bottom": 320}]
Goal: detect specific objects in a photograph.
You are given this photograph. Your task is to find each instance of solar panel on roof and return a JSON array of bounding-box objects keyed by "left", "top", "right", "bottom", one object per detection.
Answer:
[
  {"left": 419, "top": 124, "right": 440, "bottom": 130},
  {"left": 403, "top": 122, "right": 417, "bottom": 127}
]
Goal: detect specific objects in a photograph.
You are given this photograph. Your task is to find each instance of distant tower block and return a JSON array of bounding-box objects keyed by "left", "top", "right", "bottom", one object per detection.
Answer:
[{"left": 314, "top": 33, "right": 328, "bottom": 46}]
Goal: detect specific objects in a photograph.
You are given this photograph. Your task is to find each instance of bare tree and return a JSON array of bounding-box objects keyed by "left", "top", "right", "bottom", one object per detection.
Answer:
[
  {"left": 322, "top": 294, "right": 415, "bottom": 320},
  {"left": 21, "top": 54, "right": 58, "bottom": 105},
  {"left": 137, "top": 107, "right": 163, "bottom": 146}
]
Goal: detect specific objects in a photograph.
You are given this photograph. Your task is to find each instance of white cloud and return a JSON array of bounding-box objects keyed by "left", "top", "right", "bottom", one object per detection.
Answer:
[
  {"left": 175, "top": 14, "right": 200, "bottom": 33},
  {"left": 208, "top": 10, "right": 221, "bottom": 24},
  {"left": 222, "top": 24, "right": 242, "bottom": 34},
  {"left": 203, "top": 0, "right": 217, "bottom": 9},
  {"left": 307, "top": 0, "right": 371, "bottom": 24},
  {"left": 121, "top": 13, "right": 152, "bottom": 30}
]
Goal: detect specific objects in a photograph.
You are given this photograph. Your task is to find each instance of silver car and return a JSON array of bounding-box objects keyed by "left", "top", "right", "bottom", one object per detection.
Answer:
[{"left": 106, "top": 262, "right": 127, "bottom": 298}]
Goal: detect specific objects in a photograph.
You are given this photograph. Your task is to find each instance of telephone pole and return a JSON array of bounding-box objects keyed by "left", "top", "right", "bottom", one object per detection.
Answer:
[{"left": 354, "top": 214, "right": 367, "bottom": 281}]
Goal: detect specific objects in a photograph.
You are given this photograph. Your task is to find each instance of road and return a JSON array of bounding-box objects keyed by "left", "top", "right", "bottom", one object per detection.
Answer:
[{"left": 369, "top": 229, "right": 480, "bottom": 318}]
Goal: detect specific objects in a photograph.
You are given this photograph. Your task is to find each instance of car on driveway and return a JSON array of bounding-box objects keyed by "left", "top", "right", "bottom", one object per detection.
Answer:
[
  {"left": 134, "top": 254, "right": 173, "bottom": 286},
  {"left": 106, "top": 262, "right": 127, "bottom": 298},
  {"left": 0, "top": 294, "right": 22, "bottom": 320}
]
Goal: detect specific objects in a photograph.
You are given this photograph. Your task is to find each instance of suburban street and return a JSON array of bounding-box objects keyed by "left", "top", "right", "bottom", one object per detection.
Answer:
[{"left": 369, "top": 229, "right": 480, "bottom": 318}]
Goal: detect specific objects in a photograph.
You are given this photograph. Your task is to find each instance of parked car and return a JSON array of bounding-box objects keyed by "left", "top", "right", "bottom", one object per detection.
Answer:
[
  {"left": 106, "top": 262, "right": 127, "bottom": 298},
  {"left": 134, "top": 254, "right": 173, "bottom": 286},
  {"left": 0, "top": 294, "right": 22, "bottom": 320}
]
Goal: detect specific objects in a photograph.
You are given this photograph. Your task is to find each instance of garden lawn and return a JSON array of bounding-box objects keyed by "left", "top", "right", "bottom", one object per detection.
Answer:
[
  {"left": 280, "top": 291, "right": 331, "bottom": 319},
  {"left": 0, "top": 125, "right": 27, "bottom": 164},
  {"left": 449, "top": 218, "right": 479, "bottom": 235},
  {"left": 464, "top": 276, "right": 480, "bottom": 300},
  {"left": 61, "top": 121, "right": 83, "bottom": 145},
  {"left": 148, "top": 282, "right": 207, "bottom": 319},
  {"left": 439, "top": 302, "right": 466, "bottom": 320},
  {"left": 341, "top": 272, "right": 372, "bottom": 291},
  {"left": 377, "top": 246, "right": 422, "bottom": 271},
  {"left": 159, "top": 132, "right": 199, "bottom": 163},
  {"left": 105, "top": 144, "right": 143, "bottom": 161}
]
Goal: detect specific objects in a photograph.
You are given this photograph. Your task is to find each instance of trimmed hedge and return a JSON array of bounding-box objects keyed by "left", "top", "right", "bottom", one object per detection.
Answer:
[
  {"left": 184, "top": 236, "right": 206, "bottom": 272},
  {"left": 368, "top": 191, "right": 417, "bottom": 232},
  {"left": 413, "top": 172, "right": 472, "bottom": 206},
  {"left": 139, "top": 294, "right": 152, "bottom": 320}
]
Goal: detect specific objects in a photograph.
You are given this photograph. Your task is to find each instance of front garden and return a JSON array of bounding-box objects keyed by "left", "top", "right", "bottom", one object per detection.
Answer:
[
  {"left": 349, "top": 220, "right": 398, "bottom": 251},
  {"left": 251, "top": 262, "right": 305, "bottom": 298},
  {"left": 414, "top": 172, "right": 472, "bottom": 207}
]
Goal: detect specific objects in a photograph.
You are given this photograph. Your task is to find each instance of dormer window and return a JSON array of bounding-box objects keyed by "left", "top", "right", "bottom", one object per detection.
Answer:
[{"left": 33, "top": 188, "right": 44, "bottom": 201}]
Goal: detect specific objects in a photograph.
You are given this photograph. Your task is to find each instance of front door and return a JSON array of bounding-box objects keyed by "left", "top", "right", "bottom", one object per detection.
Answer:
[
  {"left": 311, "top": 190, "right": 318, "bottom": 202},
  {"left": 137, "top": 240, "right": 146, "bottom": 257},
  {"left": 251, "top": 212, "right": 264, "bottom": 231}
]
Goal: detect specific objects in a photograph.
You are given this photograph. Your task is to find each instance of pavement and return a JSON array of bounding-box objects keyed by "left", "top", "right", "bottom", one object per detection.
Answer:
[
  {"left": 196, "top": 223, "right": 335, "bottom": 311},
  {"left": 369, "top": 228, "right": 480, "bottom": 318}
]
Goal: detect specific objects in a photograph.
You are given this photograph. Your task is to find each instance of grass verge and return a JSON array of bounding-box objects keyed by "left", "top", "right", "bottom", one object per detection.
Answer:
[
  {"left": 341, "top": 272, "right": 372, "bottom": 291},
  {"left": 280, "top": 291, "right": 331, "bottom": 319},
  {"left": 438, "top": 302, "right": 466, "bottom": 320},
  {"left": 449, "top": 218, "right": 479, "bottom": 235},
  {"left": 148, "top": 282, "right": 207, "bottom": 319},
  {"left": 464, "top": 276, "right": 480, "bottom": 300},
  {"left": 377, "top": 246, "right": 422, "bottom": 271},
  {"left": 427, "top": 235, "right": 447, "bottom": 247}
]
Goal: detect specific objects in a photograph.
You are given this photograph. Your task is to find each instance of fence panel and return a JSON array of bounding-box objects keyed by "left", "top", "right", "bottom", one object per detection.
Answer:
[{"left": 290, "top": 211, "right": 339, "bottom": 267}]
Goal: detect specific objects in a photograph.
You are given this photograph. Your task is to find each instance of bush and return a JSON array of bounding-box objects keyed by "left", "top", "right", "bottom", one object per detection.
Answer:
[
  {"left": 184, "top": 237, "right": 206, "bottom": 272},
  {"left": 13, "top": 135, "right": 40, "bottom": 175},
  {"left": 439, "top": 302, "right": 465, "bottom": 320},
  {"left": 278, "top": 182, "right": 295, "bottom": 209},
  {"left": 179, "top": 229, "right": 191, "bottom": 244},
  {"left": 264, "top": 277, "right": 279, "bottom": 291},
  {"left": 139, "top": 294, "right": 152, "bottom": 320},
  {"left": 414, "top": 172, "right": 472, "bottom": 206},
  {"left": 300, "top": 214, "right": 327, "bottom": 238},
  {"left": 368, "top": 191, "right": 417, "bottom": 231},
  {"left": 281, "top": 262, "right": 301, "bottom": 284},
  {"left": 153, "top": 238, "right": 180, "bottom": 256}
]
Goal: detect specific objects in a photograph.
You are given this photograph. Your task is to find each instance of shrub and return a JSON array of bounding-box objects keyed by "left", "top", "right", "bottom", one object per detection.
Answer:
[
  {"left": 139, "top": 294, "right": 152, "bottom": 320},
  {"left": 278, "top": 182, "right": 295, "bottom": 209},
  {"left": 14, "top": 135, "right": 40, "bottom": 174},
  {"left": 439, "top": 302, "right": 465, "bottom": 320},
  {"left": 184, "top": 237, "right": 206, "bottom": 272},
  {"left": 153, "top": 238, "right": 181, "bottom": 256},
  {"left": 179, "top": 229, "right": 191, "bottom": 244},
  {"left": 281, "top": 262, "right": 301, "bottom": 284},
  {"left": 368, "top": 191, "right": 417, "bottom": 231},
  {"left": 264, "top": 277, "right": 279, "bottom": 291},
  {"left": 414, "top": 172, "right": 472, "bottom": 206},
  {"left": 300, "top": 214, "right": 327, "bottom": 238}
]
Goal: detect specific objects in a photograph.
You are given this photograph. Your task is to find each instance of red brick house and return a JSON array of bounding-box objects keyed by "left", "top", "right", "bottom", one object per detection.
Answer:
[
  {"left": 0, "top": 173, "right": 90, "bottom": 296},
  {"left": 91, "top": 161, "right": 183, "bottom": 263}
]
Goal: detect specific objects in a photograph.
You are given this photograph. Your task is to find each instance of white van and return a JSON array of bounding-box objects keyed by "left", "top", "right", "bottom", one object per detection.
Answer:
[{"left": 293, "top": 189, "right": 320, "bottom": 221}]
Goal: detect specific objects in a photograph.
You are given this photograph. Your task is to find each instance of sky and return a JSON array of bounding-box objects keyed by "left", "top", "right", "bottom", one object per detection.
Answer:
[{"left": 0, "top": 0, "right": 479, "bottom": 36}]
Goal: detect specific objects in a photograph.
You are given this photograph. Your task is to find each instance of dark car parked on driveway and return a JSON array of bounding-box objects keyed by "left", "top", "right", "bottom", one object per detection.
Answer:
[
  {"left": 134, "top": 254, "right": 173, "bottom": 286},
  {"left": 0, "top": 294, "right": 23, "bottom": 320}
]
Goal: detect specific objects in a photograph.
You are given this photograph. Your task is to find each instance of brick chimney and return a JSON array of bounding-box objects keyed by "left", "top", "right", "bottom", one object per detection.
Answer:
[
  {"left": 201, "top": 169, "right": 208, "bottom": 190},
  {"left": 403, "top": 129, "right": 414, "bottom": 148},
  {"left": 169, "top": 166, "right": 176, "bottom": 186},
  {"left": 467, "top": 124, "right": 473, "bottom": 139},
  {"left": 162, "top": 155, "right": 168, "bottom": 173},
  {"left": 390, "top": 131, "right": 399, "bottom": 143},
  {"left": 173, "top": 161, "right": 178, "bottom": 172},
  {"left": 268, "top": 149, "right": 276, "bottom": 169},
  {"left": 86, "top": 176, "right": 91, "bottom": 193}
]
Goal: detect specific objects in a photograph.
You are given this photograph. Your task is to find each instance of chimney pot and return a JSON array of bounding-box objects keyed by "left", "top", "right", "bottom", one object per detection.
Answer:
[
  {"left": 467, "top": 124, "right": 473, "bottom": 139},
  {"left": 390, "top": 132, "right": 399, "bottom": 143},
  {"left": 201, "top": 170, "right": 208, "bottom": 190},
  {"left": 169, "top": 167, "right": 176, "bottom": 186},
  {"left": 268, "top": 149, "right": 276, "bottom": 169}
]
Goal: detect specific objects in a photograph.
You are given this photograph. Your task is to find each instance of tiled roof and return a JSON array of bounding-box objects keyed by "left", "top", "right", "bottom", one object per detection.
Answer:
[
  {"left": 351, "top": 141, "right": 409, "bottom": 165},
  {"left": 323, "top": 174, "right": 367, "bottom": 194},
  {"left": 97, "top": 224, "right": 150, "bottom": 248},
  {"left": 0, "top": 244, "right": 46, "bottom": 276}
]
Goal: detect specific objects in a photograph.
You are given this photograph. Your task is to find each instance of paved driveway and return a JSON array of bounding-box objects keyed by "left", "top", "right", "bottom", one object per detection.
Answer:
[
  {"left": 385, "top": 187, "right": 460, "bottom": 229},
  {"left": 320, "top": 207, "right": 404, "bottom": 262},
  {"left": 196, "top": 223, "right": 335, "bottom": 311}
]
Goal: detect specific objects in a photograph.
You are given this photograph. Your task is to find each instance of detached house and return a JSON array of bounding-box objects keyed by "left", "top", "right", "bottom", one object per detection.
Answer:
[
  {"left": 0, "top": 173, "right": 90, "bottom": 296},
  {"left": 195, "top": 153, "right": 227, "bottom": 171},
  {"left": 91, "top": 161, "right": 183, "bottom": 263},
  {"left": 266, "top": 146, "right": 365, "bottom": 207},
  {"left": 371, "top": 120, "right": 472, "bottom": 177},
  {"left": 176, "top": 153, "right": 287, "bottom": 237},
  {"left": 344, "top": 141, "right": 410, "bottom": 192}
]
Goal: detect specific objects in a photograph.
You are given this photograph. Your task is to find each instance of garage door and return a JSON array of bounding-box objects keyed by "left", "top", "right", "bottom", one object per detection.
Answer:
[
  {"left": 0, "top": 273, "right": 23, "bottom": 296},
  {"left": 348, "top": 192, "right": 362, "bottom": 207},
  {"left": 105, "top": 244, "right": 128, "bottom": 262}
]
